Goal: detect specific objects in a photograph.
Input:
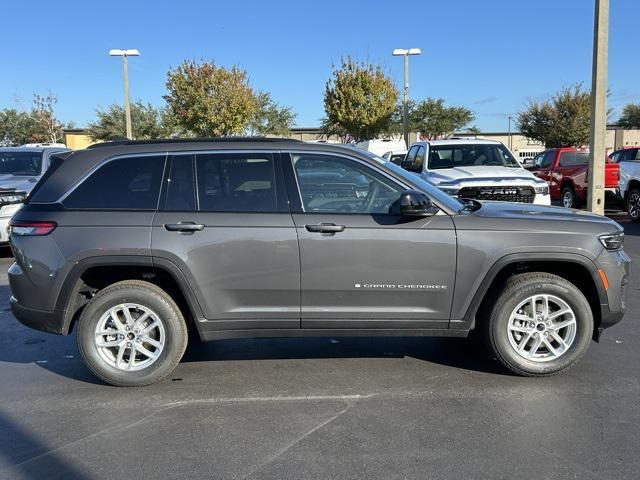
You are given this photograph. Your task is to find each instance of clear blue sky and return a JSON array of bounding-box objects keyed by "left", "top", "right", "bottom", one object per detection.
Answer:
[{"left": 1, "top": 0, "right": 637, "bottom": 131}]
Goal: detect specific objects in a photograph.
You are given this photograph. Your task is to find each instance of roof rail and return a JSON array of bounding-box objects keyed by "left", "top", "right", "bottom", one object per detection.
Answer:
[{"left": 87, "top": 137, "right": 301, "bottom": 149}]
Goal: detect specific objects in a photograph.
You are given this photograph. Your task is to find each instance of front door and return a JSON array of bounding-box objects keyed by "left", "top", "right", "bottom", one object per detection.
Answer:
[
  {"left": 151, "top": 152, "right": 300, "bottom": 331},
  {"left": 284, "top": 151, "right": 457, "bottom": 330}
]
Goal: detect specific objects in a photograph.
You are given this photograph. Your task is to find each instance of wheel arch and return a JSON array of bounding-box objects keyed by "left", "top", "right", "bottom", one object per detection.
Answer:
[
  {"left": 55, "top": 256, "right": 205, "bottom": 335},
  {"left": 460, "top": 253, "right": 606, "bottom": 339}
]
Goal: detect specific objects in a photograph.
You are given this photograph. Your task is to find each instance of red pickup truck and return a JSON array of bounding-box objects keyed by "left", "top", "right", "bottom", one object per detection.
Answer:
[{"left": 531, "top": 148, "right": 619, "bottom": 208}]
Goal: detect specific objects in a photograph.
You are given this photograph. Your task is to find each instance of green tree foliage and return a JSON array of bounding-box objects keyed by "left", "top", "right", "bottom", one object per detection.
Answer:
[
  {"left": 164, "top": 60, "right": 258, "bottom": 137},
  {"left": 618, "top": 103, "right": 640, "bottom": 128},
  {"left": 323, "top": 57, "right": 398, "bottom": 142},
  {"left": 248, "top": 92, "right": 296, "bottom": 136},
  {"left": 517, "top": 84, "right": 591, "bottom": 148},
  {"left": 87, "top": 101, "right": 176, "bottom": 141},
  {"left": 407, "top": 98, "right": 475, "bottom": 139},
  {"left": 0, "top": 109, "right": 40, "bottom": 146},
  {"left": 0, "top": 92, "right": 66, "bottom": 146}
]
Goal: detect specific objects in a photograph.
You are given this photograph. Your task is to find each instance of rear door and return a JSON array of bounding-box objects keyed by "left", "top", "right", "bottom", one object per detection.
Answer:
[
  {"left": 284, "top": 150, "right": 456, "bottom": 330},
  {"left": 151, "top": 151, "right": 300, "bottom": 331},
  {"left": 557, "top": 150, "right": 589, "bottom": 198}
]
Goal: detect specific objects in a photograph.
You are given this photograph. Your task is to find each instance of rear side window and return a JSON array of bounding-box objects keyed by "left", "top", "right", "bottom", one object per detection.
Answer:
[
  {"left": 559, "top": 151, "right": 589, "bottom": 167},
  {"left": 63, "top": 155, "right": 165, "bottom": 210},
  {"left": 164, "top": 155, "right": 196, "bottom": 211},
  {"left": 195, "top": 153, "right": 277, "bottom": 212}
]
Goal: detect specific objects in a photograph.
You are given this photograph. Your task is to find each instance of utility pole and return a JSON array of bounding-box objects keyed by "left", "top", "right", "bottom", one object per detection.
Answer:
[
  {"left": 587, "top": 0, "right": 608, "bottom": 215},
  {"left": 109, "top": 49, "right": 141, "bottom": 140},
  {"left": 392, "top": 48, "right": 421, "bottom": 149}
]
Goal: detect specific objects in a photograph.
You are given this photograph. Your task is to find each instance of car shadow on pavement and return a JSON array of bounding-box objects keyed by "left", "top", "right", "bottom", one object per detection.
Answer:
[
  {"left": 0, "top": 409, "right": 90, "bottom": 479},
  {"left": 182, "top": 334, "right": 506, "bottom": 375}
]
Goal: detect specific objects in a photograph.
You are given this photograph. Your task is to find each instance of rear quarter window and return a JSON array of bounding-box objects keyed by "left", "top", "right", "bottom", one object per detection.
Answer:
[
  {"left": 559, "top": 151, "right": 589, "bottom": 167},
  {"left": 62, "top": 155, "right": 166, "bottom": 210}
]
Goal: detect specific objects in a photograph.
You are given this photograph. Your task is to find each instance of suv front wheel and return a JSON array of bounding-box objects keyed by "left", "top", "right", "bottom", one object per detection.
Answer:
[
  {"left": 484, "top": 272, "right": 593, "bottom": 376},
  {"left": 77, "top": 280, "right": 188, "bottom": 387}
]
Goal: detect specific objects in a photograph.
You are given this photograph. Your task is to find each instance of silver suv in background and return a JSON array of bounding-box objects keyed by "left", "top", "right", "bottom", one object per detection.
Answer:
[{"left": 0, "top": 144, "right": 70, "bottom": 243}]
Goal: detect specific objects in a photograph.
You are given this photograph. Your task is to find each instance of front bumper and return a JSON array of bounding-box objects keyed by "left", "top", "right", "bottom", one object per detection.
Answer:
[
  {"left": 0, "top": 203, "right": 22, "bottom": 243},
  {"left": 595, "top": 248, "right": 631, "bottom": 335}
]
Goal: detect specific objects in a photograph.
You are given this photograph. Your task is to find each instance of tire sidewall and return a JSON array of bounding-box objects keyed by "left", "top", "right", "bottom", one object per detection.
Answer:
[
  {"left": 626, "top": 189, "right": 640, "bottom": 221},
  {"left": 490, "top": 279, "right": 593, "bottom": 375},
  {"left": 562, "top": 187, "right": 576, "bottom": 209},
  {"left": 77, "top": 285, "right": 187, "bottom": 386}
]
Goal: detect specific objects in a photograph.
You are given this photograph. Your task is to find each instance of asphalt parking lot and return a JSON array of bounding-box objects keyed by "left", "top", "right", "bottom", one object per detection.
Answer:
[{"left": 0, "top": 214, "right": 638, "bottom": 480}]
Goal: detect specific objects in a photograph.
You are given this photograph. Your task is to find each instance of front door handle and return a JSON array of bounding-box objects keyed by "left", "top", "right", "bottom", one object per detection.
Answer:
[
  {"left": 305, "top": 223, "right": 345, "bottom": 234},
  {"left": 164, "top": 222, "right": 205, "bottom": 232}
]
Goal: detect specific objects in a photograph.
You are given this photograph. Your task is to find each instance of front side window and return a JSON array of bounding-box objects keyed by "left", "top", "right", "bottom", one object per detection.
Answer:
[
  {"left": 63, "top": 155, "right": 165, "bottom": 210},
  {"left": 0, "top": 152, "right": 43, "bottom": 176},
  {"left": 196, "top": 153, "right": 277, "bottom": 212},
  {"left": 428, "top": 144, "right": 520, "bottom": 169},
  {"left": 292, "top": 153, "right": 403, "bottom": 214}
]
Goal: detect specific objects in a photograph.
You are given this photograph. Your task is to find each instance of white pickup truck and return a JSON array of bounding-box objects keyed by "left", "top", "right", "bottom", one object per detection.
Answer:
[
  {"left": 400, "top": 138, "right": 551, "bottom": 205},
  {"left": 612, "top": 147, "right": 640, "bottom": 221}
]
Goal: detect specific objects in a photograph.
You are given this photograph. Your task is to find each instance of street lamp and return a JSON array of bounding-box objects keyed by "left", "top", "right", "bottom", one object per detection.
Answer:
[
  {"left": 393, "top": 48, "right": 421, "bottom": 149},
  {"left": 109, "top": 49, "right": 140, "bottom": 139},
  {"left": 508, "top": 115, "right": 513, "bottom": 150}
]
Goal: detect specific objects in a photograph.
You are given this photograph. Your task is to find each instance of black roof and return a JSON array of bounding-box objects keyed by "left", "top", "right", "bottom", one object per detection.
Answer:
[{"left": 87, "top": 137, "right": 301, "bottom": 149}]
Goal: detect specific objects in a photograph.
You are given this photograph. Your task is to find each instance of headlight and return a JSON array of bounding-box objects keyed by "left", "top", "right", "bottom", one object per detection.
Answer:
[
  {"left": 534, "top": 184, "right": 549, "bottom": 195},
  {"left": 599, "top": 232, "right": 624, "bottom": 251},
  {"left": 0, "top": 192, "right": 26, "bottom": 205}
]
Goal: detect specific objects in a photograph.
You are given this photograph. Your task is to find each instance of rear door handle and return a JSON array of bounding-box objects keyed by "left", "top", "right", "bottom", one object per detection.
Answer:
[
  {"left": 305, "top": 223, "right": 345, "bottom": 234},
  {"left": 164, "top": 222, "right": 205, "bottom": 232}
]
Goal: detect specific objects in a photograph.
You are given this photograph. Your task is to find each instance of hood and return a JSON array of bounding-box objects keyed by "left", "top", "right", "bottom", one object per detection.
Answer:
[
  {"left": 470, "top": 201, "right": 622, "bottom": 232},
  {"left": 425, "top": 166, "right": 544, "bottom": 186},
  {"left": 0, "top": 175, "right": 39, "bottom": 194}
]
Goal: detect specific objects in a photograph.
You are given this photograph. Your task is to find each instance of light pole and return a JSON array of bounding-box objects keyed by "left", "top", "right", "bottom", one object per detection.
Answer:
[
  {"left": 109, "top": 49, "right": 140, "bottom": 139},
  {"left": 508, "top": 115, "right": 513, "bottom": 150},
  {"left": 587, "top": 0, "right": 608, "bottom": 215},
  {"left": 393, "top": 48, "right": 421, "bottom": 149}
]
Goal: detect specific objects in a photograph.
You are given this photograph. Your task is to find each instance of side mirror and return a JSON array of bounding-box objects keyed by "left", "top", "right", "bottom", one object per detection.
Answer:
[{"left": 390, "top": 190, "right": 435, "bottom": 216}]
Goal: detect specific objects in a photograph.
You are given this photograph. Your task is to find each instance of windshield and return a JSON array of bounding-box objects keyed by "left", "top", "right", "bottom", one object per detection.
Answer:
[
  {"left": 428, "top": 144, "right": 520, "bottom": 169},
  {"left": 353, "top": 150, "right": 465, "bottom": 212},
  {"left": 0, "top": 151, "right": 43, "bottom": 176}
]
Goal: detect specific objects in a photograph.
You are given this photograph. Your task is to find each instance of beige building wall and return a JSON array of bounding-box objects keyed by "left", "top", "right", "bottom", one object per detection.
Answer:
[{"left": 63, "top": 130, "right": 94, "bottom": 150}]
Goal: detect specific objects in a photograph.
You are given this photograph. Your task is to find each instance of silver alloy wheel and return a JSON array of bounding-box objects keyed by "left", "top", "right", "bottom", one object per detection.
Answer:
[
  {"left": 628, "top": 191, "right": 640, "bottom": 219},
  {"left": 507, "top": 294, "right": 577, "bottom": 362},
  {"left": 94, "top": 303, "right": 165, "bottom": 371},
  {"left": 562, "top": 190, "right": 574, "bottom": 208}
]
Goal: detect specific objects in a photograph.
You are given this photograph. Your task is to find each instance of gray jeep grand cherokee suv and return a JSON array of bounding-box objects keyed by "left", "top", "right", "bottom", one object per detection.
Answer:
[{"left": 8, "top": 138, "right": 630, "bottom": 386}]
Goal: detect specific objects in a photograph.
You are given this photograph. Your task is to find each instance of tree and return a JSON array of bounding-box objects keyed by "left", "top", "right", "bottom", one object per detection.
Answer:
[
  {"left": 323, "top": 57, "right": 398, "bottom": 142},
  {"left": 0, "top": 109, "right": 40, "bottom": 146},
  {"left": 247, "top": 92, "right": 296, "bottom": 136},
  {"left": 87, "top": 101, "right": 176, "bottom": 141},
  {"left": 517, "top": 84, "right": 591, "bottom": 148},
  {"left": 618, "top": 103, "right": 640, "bottom": 128},
  {"left": 32, "top": 92, "right": 64, "bottom": 144},
  {"left": 407, "top": 98, "right": 475, "bottom": 139},
  {"left": 164, "top": 60, "right": 258, "bottom": 137}
]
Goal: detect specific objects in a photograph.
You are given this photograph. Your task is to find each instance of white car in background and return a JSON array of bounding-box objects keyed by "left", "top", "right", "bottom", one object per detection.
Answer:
[
  {"left": 0, "top": 144, "right": 70, "bottom": 243},
  {"left": 381, "top": 149, "right": 407, "bottom": 165},
  {"left": 400, "top": 138, "right": 551, "bottom": 205}
]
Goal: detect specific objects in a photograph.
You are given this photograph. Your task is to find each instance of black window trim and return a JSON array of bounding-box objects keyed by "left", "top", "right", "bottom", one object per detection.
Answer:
[{"left": 282, "top": 149, "right": 416, "bottom": 216}]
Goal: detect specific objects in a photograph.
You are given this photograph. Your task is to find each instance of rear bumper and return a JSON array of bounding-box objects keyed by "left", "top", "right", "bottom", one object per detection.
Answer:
[{"left": 10, "top": 296, "right": 66, "bottom": 335}]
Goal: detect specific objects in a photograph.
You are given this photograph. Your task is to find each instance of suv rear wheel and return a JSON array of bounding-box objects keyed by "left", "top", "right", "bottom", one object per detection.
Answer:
[
  {"left": 484, "top": 272, "right": 593, "bottom": 376},
  {"left": 77, "top": 280, "right": 188, "bottom": 387}
]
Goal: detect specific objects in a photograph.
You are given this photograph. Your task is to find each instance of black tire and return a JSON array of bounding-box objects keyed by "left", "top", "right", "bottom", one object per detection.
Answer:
[
  {"left": 77, "top": 280, "right": 188, "bottom": 387},
  {"left": 483, "top": 272, "right": 593, "bottom": 377},
  {"left": 561, "top": 185, "right": 578, "bottom": 209},
  {"left": 626, "top": 188, "right": 640, "bottom": 222}
]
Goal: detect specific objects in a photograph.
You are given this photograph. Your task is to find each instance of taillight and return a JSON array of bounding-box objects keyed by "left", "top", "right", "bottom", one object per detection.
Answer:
[{"left": 8, "top": 220, "right": 57, "bottom": 236}]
